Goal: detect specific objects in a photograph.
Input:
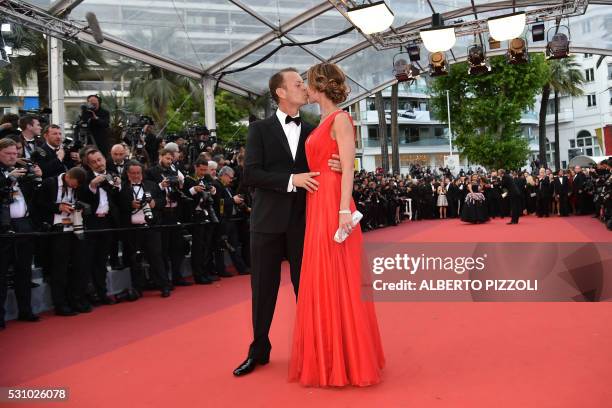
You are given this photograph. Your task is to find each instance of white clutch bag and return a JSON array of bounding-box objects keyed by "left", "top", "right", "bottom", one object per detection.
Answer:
[{"left": 334, "top": 210, "right": 363, "bottom": 243}]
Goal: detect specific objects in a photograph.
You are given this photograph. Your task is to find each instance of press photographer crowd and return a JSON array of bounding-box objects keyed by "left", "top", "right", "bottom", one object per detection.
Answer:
[{"left": 1, "top": 101, "right": 611, "bottom": 330}]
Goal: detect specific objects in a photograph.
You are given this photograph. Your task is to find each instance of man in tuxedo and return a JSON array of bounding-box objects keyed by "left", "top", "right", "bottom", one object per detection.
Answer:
[
  {"left": 554, "top": 169, "right": 570, "bottom": 216},
  {"left": 18, "top": 115, "right": 43, "bottom": 160},
  {"left": 499, "top": 168, "right": 521, "bottom": 224},
  {"left": 536, "top": 168, "right": 552, "bottom": 217},
  {"left": 36, "top": 166, "right": 90, "bottom": 315},
  {"left": 38, "top": 125, "right": 70, "bottom": 178},
  {"left": 0, "top": 138, "right": 42, "bottom": 329},
  {"left": 118, "top": 161, "right": 171, "bottom": 297},
  {"left": 107, "top": 144, "right": 129, "bottom": 269},
  {"left": 145, "top": 148, "right": 191, "bottom": 287},
  {"left": 81, "top": 149, "right": 121, "bottom": 305},
  {"left": 572, "top": 165, "right": 587, "bottom": 215},
  {"left": 234, "top": 68, "right": 341, "bottom": 376}
]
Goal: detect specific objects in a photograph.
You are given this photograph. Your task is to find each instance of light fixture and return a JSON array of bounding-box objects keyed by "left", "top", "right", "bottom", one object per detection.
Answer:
[
  {"left": 1, "top": 23, "right": 11, "bottom": 33},
  {"left": 393, "top": 51, "right": 421, "bottom": 83},
  {"left": 407, "top": 45, "right": 421, "bottom": 62},
  {"left": 347, "top": 1, "right": 395, "bottom": 35},
  {"left": 487, "top": 11, "right": 526, "bottom": 42},
  {"left": 546, "top": 26, "right": 570, "bottom": 59},
  {"left": 488, "top": 37, "right": 501, "bottom": 50},
  {"left": 532, "top": 23, "right": 545, "bottom": 42},
  {"left": 429, "top": 52, "right": 449, "bottom": 77},
  {"left": 506, "top": 37, "right": 528, "bottom": 64},
  {"left": 467, "top": 44, "right": 491, "bottom": 75},
  {"left": 419, "top": 13, "right": 456, "bottom": 52}
]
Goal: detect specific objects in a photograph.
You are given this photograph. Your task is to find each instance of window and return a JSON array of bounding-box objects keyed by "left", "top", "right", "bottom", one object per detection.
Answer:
[
  {"left": 585, "top": 68, "right": 595, "bottom": 82},
  {"left": 584, "top": 53, "right": 593, "bottom": 58},
  {"left": 586, "top": 148, "right": 593, "bottom": 156},
  {"left": 562, "top": 160, "right": 567, "bottom": 169},
  {"left": 570, "top": 140, "right": 576, "bottom": 148},
  {"left": 587, "top": 94, "right": 597, "bottom": 107},
  {"left": 546, "top": 99, "right": 557, "bottom": 114}
]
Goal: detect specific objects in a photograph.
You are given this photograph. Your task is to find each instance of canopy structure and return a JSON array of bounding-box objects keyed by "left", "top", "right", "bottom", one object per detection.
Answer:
[
  {"left": 568, "top": 155, "right": 612, "bottom": 167},
  {"left": 2, "top": 0, "right": 612, "bottom": 126}
]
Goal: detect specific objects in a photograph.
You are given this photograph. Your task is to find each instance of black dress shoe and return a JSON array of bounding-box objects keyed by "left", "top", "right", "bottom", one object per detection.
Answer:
[
  {"left": 161, "top": 288, "right": 171, "bottom": 298},
  {"left": 207, "top": 274, "right": 220, "bottom": 282},
  {"left": 233, "top": 356, "right": 269, "bottom": 377},
  {"left": 218, "top": 272, "right": 233, "bottom": 278},
  {"left": 55, "top": 306, "right": 78, "bottom": 316},
  {"left": 194, "top": 277, "right": 213, "bottom": 285},
  {"left": 172, "top": 279, "right": 194, "bottom": 287},
  {"left": 17, "top": 313, "right": 40, "bottom": 322},
  {"left": 99, "top": 295, "right": 117, "bottom": 305},
  {"left": 73, "top": 302, "right": 93, "bottom": 313},
  {"left": 238, "top": 269, "right": 251, "bottom": 275}
]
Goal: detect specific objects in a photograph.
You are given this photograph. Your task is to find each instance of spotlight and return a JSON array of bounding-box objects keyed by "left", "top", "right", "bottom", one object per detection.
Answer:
[
  {"left": 546, "top": 26, "right": 570, "bottom": 59},
  {"left": 532, "top": 23, "right": 545, "bottom": 42},
  {"left": 467, "top": 44, "right": 491, "bottom": 75},
  {"left": 407, "top": 45, "right": 421, "bottom": 62},
  {"left": 420, "top": 13, "right": 456, "bottom": 52},
  {"left": 429, "top": 52, "right": 449, "bottom": 77},
  {"left": 506, "top": 37, "right": 528, "bottom": 64},
  {"left": 393, "top": 56, "right": 420, "bottom": 82},
  {"left": 347, "top": 1, "right": 395, "bottom": 34},
  {"left": 487, "top": 11, "right": 526, "bottom": 42}
]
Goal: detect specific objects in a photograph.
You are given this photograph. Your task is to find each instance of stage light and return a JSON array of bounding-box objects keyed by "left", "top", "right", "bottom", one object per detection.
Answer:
[
  {"left": 546, "top": 26, "right": 570, "bottom": 59},
  {"left": 532, "top": 23, "right": 545, "bottom": 42},
  {"left": 393, "top": 58, "right": 421, "bottom": 82},
  {"left": 347, "top": 1, "right": 395, "bottom": 35},
  {"left": 467, "top": 44, "right": 491, "bottom": 75},
  {"left": 506, "top": 37, "right": 528, "bottom": 65},
  {"left": 487, "top": 11, "right": 526, "bottom": 41},
  {"left": 488, "top": 37, "right": 501, "bottom": 50},
  {"left": 1, "top": 24, "right": 11, "bottom": 33},
  {"left": 429, "top": 52, "right": 449, "bottom": 77},
  {"left": 420, "top": 13, "right": 456, "bottom": 52},
  {"left": 407, "top": 45, "right": 421, "bottom": 62}
]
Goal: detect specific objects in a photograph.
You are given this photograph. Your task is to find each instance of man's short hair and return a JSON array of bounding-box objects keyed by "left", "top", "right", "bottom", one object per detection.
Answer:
[
  {"left": 159, "top": 148, "right": 174, "bottom": 157},
  {"left": 218, "top": 166, "right": 235, "bottom": 177},
  {"left": 65, "top": 166, "right": 88, "bottom": 185},
  {"left": 125, "top": 160, "right": 144, "bottom": 173},
  {"left": 269, "top": 68, "right": 299, "bottom": 104},
  {"left": 0, "top": 137, "right": 17, "bottom": 150},
  {"left": 18, "top": 115, "right": 39, "bottom": 131},
  {"left": 194, "top": 158, "right": 209, "bottom": 167},
  {"left": 42, "top": 124, "right": 61, "bottom": 136}
]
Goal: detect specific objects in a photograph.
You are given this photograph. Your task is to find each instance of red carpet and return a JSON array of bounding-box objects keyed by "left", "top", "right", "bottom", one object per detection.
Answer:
[{"left": 1, "top": 215, "right": 611, "bottom": 407}]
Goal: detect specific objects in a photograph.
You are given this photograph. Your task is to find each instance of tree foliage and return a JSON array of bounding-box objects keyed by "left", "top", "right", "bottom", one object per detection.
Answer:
[{"left": 429, "top": 53, "right": 549, "bottom": 170}]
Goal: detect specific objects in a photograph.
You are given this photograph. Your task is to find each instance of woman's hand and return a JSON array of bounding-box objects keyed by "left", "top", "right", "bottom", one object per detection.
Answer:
[{"left": 339, "top": 212, "right": 353, "bottom": 235}]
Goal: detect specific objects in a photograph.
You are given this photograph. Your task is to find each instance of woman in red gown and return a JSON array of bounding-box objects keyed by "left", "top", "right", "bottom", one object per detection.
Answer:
[{"left": 288, "top": 63, "right": 385, "bottom": 387}]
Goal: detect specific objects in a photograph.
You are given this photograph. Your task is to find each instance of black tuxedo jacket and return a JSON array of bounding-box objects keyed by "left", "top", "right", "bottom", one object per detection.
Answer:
[
  {"left": 501, "top": 174, "right": 521, "bottom": 197},
  {"left": 537, "top": 177, "right": 552, "bottom": 198},
  {"left": 243, "top": 114, "right": 315, "bottom": 233},
  {"left": 38, "top": 144, "right": 69, "bottom": 179},
  {"left": 78, "top": 170, "right": 121, "bottom": 227},
  {"left": 553, "top": 176, "right": 569, "bottom": 195},
  {"left": 107, "top": 161, "right": 127, "bottom": 178},
  {"left": 117, "top": 180, "right": 165, "bottom": 226},
  {"left": 572, "top": 172, "right": 586, "bottom": 193},
  {"left": 36, "top": 175, "right": 84, "bottom": 226}
]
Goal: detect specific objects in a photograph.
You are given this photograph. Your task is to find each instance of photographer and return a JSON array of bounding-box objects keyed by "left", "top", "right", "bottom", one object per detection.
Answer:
[
  {"left": 118, "top": 161, "right": 171, "bottom": 298},
  {"left": 183, "top": 158, "right": 219, "bottom": 284},
  {"left": 81, "top": 149, "right": 121, "bottom": 305},
  {"left": 212, "top": 166, "right": 249, "bottom": 277},
  {"left": 143, "top": 124, "right": 162, "bottom": 164},
  {"left": 107, "top": 144, "right": 129, "bottom": 269},
  {"left": 81, "top": 95, "right": 111, "bottom": 156},
  {"left": 0, "top": 138, "right": 42, "bottom": 330},
  {"left": 18, "top": 115, "right": 43, "bottom": 159},
  {"left": 145, "top": 148, "right": 191, "bottom": 287},
  {"left": 38, "top": 125, "right": 71, "bottom": 178},
  {"left": 0, "top": 113, "right": 19, "bottom": 139},
  {"left": 37, "top": 166, "right": 90, "bottom": 316}
]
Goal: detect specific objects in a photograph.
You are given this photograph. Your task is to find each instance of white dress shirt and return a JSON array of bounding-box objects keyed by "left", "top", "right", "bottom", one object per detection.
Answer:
[
  {"left": 2, "top": 169, "right": 27, "bottom": 218},
  {"left": 276, "top": 109, "right": 301, "bottom": 192},
  {"left": 54, "top": 174, "right": 75, "bottom": 225},
  {"left": 131, "top": 184, "right": 146, "bottom": 225},
  {"left": 91, "top": 171, "right": 110, "bottom": 215}
]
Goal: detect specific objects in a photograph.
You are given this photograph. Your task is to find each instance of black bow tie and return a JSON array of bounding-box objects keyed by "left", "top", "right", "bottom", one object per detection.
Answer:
[
  {"left": 26, "top": 140, "right": 35, "bottom": 145},
  {"left": 132, "top": 183, "right": 142, "bottom": 187},
  {"left": 285, "top": 115, "right": 301, "bottom": 126}
]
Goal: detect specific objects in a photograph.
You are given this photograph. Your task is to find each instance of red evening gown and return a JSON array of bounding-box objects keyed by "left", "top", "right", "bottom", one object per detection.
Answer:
[{"left": 288, "top": 110, "right": 385, "bottom": 387}]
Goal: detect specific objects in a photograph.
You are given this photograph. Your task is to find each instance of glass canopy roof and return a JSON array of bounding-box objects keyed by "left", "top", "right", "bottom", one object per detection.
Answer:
[{"left": 11, "top": 0, "right": 612, "bottom": 102}]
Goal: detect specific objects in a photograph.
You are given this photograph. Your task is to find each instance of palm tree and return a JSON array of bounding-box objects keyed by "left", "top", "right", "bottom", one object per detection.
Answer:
[
  {"left": 538, "top": 55, "right": 584, "bottom": 170},
  {"left": 0, "top": 26, "right": 107, "bottom": 108}
]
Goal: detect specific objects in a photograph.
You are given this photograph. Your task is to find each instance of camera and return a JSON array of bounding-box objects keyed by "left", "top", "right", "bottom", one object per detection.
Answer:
[
  {"left": 100, "top": 173, "right": 121, "bottom": 192},
  {"left": 62, "top": 135, "right": 83, "bottom": 154},
  {"left": 71, "top": 200, "right": 92, "bottom": 240},
  {"left": 16, "top": 159, "right": 43, "bottom": 188},
  {"left": 138, "top": 192, "right": 154, "bottom": 224}
]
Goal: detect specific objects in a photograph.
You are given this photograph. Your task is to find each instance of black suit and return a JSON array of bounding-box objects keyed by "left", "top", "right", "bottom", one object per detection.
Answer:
[
  {"left": 0, "top": 169, "right": 38, "bottom": 322},
  {"left": 20, "top": 135, "right": 44, "bottom": 160},
  {"left": 242, "top": 114, "right": 314, "bottom": 361},
  {"left": 502, "top": 174, "right": 521, "bottom": 223},
  {"left": 89, "top": 107, "right": 111, "bottom": 156},
  {"left": 36, "top": 175, "right": 89, "bottom": 308},
  {"left": 79, "top": 170, "right": 121, "bottom": 298},
  {"left": 536, "top": 176, "right": 552, "bottom": 217},
  {"left": 554, "top": 176, "right": 570, "bottom": 216},
  {"left": 572, "top": 172, "right": 586, "bottom": 214},
  {"left": 107, "top": 161, "right": 128, "bottom": 266},
  {"left": 38, "top": 144, "right": 69, "bottom": 179},
  {"left": 118, "top": 179, "right": 170, "bottom": 291}
]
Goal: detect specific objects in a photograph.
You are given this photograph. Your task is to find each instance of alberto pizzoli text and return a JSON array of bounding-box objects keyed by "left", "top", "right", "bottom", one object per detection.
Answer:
[{"left": 372, "top": 279, "right": 539, "bottom": 292}]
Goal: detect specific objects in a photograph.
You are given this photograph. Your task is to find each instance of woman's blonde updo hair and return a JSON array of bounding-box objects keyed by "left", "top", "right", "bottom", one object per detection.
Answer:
[{"left": 307, "top": 62, "right": 350, "bottom": 104}]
